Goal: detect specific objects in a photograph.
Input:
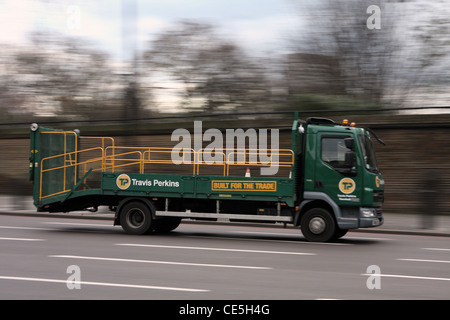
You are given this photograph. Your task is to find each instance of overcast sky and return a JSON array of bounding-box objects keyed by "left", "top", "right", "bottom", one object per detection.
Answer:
[{"left": 0, "top": 0, "right": 299, "bottom": 60}]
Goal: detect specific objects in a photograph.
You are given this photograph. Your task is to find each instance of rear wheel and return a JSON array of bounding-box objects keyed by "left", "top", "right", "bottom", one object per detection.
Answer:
[
  {"left": 119, "top": 201, "right": 153, "bottom": 235},
  {"left": 153, "top": 217, "right": 181, "bottom": 233},
  {"left": 300, "top": 208, "right": 336, "bottom": 242}
]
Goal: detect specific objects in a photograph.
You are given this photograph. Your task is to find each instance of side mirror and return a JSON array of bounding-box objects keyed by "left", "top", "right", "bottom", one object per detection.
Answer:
[
  {"left": 336, "top": 151, "right": 358, "bottom": 176},
  {"left": 344, "top": 151, "right": 356, "bottom": 168},
  {"left": 344, "top": 137, "right": 354, "bottom": 150}
]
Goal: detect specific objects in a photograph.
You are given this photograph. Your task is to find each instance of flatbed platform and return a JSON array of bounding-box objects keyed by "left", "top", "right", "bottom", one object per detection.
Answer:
[{"left": 30, "top": 125, "right": 296, "bottom": 219}]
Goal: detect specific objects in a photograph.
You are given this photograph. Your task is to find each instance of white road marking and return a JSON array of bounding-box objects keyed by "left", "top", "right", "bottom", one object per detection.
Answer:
[
  {"left": 49, "top": 255, "right": 272, "bottom": 270},
  {"left": 183, "top": 234, "right": 349, "bottom": 245},
  {"left": 344, "top": 236, "right": 395, "bottom": 241},
  {"left": 230, "top": 230, "right": 301, "bottom": 237},
  {"left": 0, "top": 237, "right": 44, "bottom": 241},
  {"left": 115, "top": 243, "right": 316, "bottom": 256},
  {"left": 361, "top": 273, "right": 450, "bottom": 282},
  {"left": 397, "top": 258, "right": 450, "bottom": 264},
  {"left": 43, "top": 222, "right": 112, "bottom": 227},
  {"left": 0, "top": 225, "right": 52, "bottom": 231},
  {"left": 422, "top": 247, "right": 450, "bottom": 252},
  {"left": 0, "top": 275, "right": 209, "bottom": 292},
  {"left": 230, "top": 230, "right": 394, "bottom": 241}
]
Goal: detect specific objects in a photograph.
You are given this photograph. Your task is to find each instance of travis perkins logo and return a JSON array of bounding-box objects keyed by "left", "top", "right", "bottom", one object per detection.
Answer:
[
  {"left": 339, "top": 178, "right": 355, "bottom": 194},
  {"left": 116, "top": 174, "right": 179, "bottom": 190},
  {"left": 116, "top": 174, "right": 131, "bottom": 190}
]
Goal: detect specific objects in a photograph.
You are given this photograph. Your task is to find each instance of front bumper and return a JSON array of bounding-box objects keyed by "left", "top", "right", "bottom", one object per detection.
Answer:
[
  {"left": 359, "top": 216, "right": 384, "bottom": 228},
  {"left": 337, "top": 207, "right": 384, "bottom": 229},
  {"left": 358, "top": 207, "right": 384, "bottom": 228}
]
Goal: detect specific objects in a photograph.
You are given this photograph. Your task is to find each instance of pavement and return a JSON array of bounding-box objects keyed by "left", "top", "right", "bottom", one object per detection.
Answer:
[{"left": 1, "top": 195, "right": 450, "bottom": 237}]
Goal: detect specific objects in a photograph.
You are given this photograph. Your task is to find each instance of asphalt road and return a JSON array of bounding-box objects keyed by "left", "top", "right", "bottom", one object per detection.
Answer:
[{"left": 0, "top": 214, "right": 449, "bottom": 300}]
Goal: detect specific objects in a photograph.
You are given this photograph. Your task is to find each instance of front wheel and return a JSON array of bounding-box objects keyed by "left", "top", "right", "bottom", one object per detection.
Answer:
[
  {"left": 300, "top": 208, "right": 336, "bottom": 242},
  {"left": 333, "top": 228, "right": 348, "bottom": 240}
]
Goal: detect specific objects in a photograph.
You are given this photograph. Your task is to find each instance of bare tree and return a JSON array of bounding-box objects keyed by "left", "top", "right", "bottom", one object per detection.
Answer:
[
  {"left": 290, "top": 0, "right": 403, "bottom": 105},
  {"left": 144, "top": 21, "right": 269, "bottom": 113},
  {"left": 5, "top": 32, "right": 123, "bottom": 120}
]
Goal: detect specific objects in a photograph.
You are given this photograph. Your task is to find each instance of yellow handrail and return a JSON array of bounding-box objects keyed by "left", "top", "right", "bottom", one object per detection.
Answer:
[
  {"left": 143, "top": 147, "right": 197, "bottom": 175},
  {"left": 81, "top": 136, "right": 115, "bottom": 171},
  {"left": 40, "top": 147, "right": 104, "bottom": 200},
  {"left": 38, "top": 134, "right": 295, "bottom": 201},
  {"left": 196, "top": 148, "right": 227, "bottom": 176},
  {"left": 225, "top": 149, "right": 294, "bottom": 176}
]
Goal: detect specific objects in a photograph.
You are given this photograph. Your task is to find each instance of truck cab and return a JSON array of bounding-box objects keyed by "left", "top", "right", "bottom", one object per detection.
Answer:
[{"left": 295, "top": 117, "right": 384, "bottom": 241}]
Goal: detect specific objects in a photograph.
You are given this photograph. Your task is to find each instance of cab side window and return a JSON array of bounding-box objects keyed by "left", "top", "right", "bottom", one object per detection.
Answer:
[{"left": 321, "top": 136, "right": 352, "bottom": 169}]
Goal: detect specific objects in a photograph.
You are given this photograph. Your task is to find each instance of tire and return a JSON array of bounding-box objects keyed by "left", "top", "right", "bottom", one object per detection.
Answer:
[
  {"left": 153, "top": 217, "right": 181, "bottom": 233},
  {"left": 333, "top": 228, "right": 348, "bottom": 240},
  {"left": 119, "top": 201, "right": 153, "bottom": 235},
  {"left": 300, "top": 208, "right": 336, "bottom": 242}
]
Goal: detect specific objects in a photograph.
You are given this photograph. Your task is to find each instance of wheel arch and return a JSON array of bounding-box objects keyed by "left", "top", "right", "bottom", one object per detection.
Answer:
[{"left": 294, "top": 192, "right": 340, "bottom": 226}]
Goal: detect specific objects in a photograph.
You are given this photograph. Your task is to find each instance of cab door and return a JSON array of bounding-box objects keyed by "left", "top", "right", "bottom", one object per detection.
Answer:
[{"left": 314, "top": 133, "right": 362, "bottom": 206}]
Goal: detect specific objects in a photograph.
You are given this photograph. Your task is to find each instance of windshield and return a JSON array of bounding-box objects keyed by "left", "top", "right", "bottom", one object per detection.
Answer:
[{"left": 358, "top": 134, "right": 379, "bottom": 173}]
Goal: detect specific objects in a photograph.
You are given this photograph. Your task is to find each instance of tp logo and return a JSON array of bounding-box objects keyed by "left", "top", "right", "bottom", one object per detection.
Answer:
[
  {"left": 339, "top": 178, "right": 356, "bottom": 194},
  {"left": 116, "top": 174, "right": 131, "bottom": 190}
]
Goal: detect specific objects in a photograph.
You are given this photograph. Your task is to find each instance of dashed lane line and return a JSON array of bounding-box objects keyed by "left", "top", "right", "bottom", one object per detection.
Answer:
[
  {"left": 361, "top": 273, "right": 450, "bottom": 282},
  {"left": 397, "top": 258, "right": 450, "bottom": 264},
  {"left": 115, "top": 243, "right": 316, "bottom": 256},
  {"left": 49, "top": 254, "right": 272, "bottom": 270},
  {"left": 0, "top": 275, "right": 209, "bottom": 292},
  {"left": 422, "top": 247, "right": 450, "bottom": 252},
  {"left": 0, "top": 237, "right": 45, "bottom": 241},
  {"left": 0, "top": 225, "right": 53, "bottom": 231}
]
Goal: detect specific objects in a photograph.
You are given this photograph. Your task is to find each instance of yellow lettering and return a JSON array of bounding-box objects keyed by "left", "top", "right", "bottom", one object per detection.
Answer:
[
  {"left": 230, "top": 182, "right": 242, "bottom": 189},
  {"left": 243, "top": 182, "right": 254, "bottom": 189},
  {"left": 212, "top": 180, "right": 276, "bottom": 192}
]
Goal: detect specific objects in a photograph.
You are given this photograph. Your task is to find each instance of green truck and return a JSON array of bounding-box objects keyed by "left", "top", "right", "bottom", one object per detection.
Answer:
[{"left": 29, "top": 114, "right": 384, "bottom": 242}]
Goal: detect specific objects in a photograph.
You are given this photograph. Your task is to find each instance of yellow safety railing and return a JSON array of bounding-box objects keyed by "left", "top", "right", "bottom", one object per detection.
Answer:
[
  {"left": 104, "top": 146, "right": 143, "bottom": 173},
  {"left": 81, "top": 136, "right": 115, "bottom": 172},
  {"left": 196, "top": 148, "right": 227, "bottom": 176},
  {"left": 225, "top": 149, "right": 294, "bottom": 176},
  {"left": 40, "top": 147, "right": 104, "bottom": 200},
  {"left": 143, "top": 147, "right": 197, "bottom": 175},
  {"left": 38, "top": 134, "right": 295, "bottom": 201}
]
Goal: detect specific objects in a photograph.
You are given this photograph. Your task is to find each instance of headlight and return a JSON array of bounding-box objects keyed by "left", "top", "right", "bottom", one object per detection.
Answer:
[{"left": 361, "top": 208, "right": 376, "bottom": 218}]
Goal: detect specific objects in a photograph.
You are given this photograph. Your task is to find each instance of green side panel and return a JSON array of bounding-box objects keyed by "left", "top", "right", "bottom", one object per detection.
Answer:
[
  {"left": 35, "top": 127, "right": 78, "bottom": 202},
  {"left": 101, "top": 172, "right": 295, "bottom": 205},
  {"left": 102, "top": 173, "right": 195, "bottom": 197}
]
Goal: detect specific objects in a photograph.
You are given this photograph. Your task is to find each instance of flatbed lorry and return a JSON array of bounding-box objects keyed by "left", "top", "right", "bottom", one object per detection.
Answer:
[{"left": 29, "top": 113, "right": 384, "bottom": 242}]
